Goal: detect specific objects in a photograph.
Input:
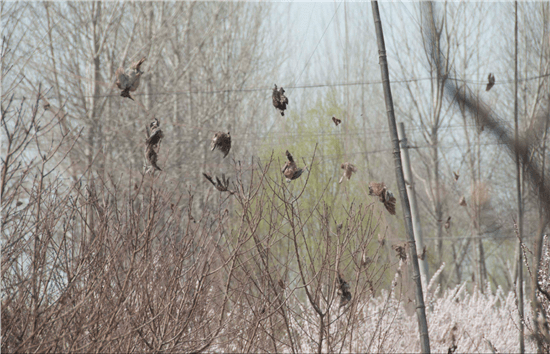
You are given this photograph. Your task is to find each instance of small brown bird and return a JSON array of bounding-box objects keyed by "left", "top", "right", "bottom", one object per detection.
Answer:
[
  {"left": 211, "top": 131, "right": 231, "bottom": 158},
  {"left": 444, "top": 216, "right": 451, "bottom": 231},
  {"left": 453, "top": 171, "right": 460, "bottom": 181},
  {"left": 332, "top": 117, "right": 341, "bottom": 126},
  {"left": 272, "top": 84, "right": 289, "bottom": 116},
  {"left": 146, "top": 118, "right": 164, "bottom": 146},
  {"left": 282, "top": 150, "right": 304, "bottom": 182},
  {"left": 368, "top": 182, "right": 397, "bottom": 215},
  {"left": 116, "top": 57, "right": 146, "bottom": 100},
  {"left": 392, "top": 243, "right": 407, "bottom": 262},
  {"left": 144, "top": 118, "right": 163, "bottom": 173},
  {"left": 458, "top": 196, "right": 467, "bottom": 207},
  {"left": 203, "top": 173, "right": 234, "bottom": 194},
  {"left": 339, "top": 162, "right": 357, "bottom": 184},
  {"left": 337, "top": 273, "right": 352, "bottom": 307},
  {"left": 486, "top": 73, "right": 495, "bottom": 91}
]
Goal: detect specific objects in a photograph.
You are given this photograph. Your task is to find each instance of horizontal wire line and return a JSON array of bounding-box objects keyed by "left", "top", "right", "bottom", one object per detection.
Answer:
[{"left": 13, "top": 73, "right": 547, "bottom": 101}]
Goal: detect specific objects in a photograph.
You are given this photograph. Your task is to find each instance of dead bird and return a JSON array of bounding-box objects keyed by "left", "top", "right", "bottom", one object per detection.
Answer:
[
  {"left": 146, "top": 118, "right": 164, "bottom": 146},
  {"left": 282, "top": 150, "right": 304, "bottom": 182},
  {"left": 144, "top": 118, "right": 163, "bottom": 173},
  {"left": 368, "top": 182, "right": 397, "bottom": 215},
  {"left": 332, "top": 117, "right": 341, "bottom": 126},
  {"left": 339, "top": 162, "right": 357, "bottom": 184},
  {"left": 211, "top": 131, "right": 231, "bottom": 158},
  {"left": 115, "top": 57, "right": 146, "bottom": 100},
  {"left": 392, "top": 243, "right": 407, "bottom": 262},
  {"left": 486, "top": 73, "right": 495, "bottom": 92},
  {"left": 203, "top": 173, "right": 234, "bottom": 194},
  {"left": 337, "top": 273, "right": 352, "bottom": 307},
  {"left": 272, "top": 84, "right": 289, "bottom": 116}
]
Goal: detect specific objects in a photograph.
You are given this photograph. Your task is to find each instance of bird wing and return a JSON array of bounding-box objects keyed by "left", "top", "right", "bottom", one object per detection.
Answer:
[
  {"left": 272, "top": 89, "right": 280, "bottom": 107},
  {"left": 384, "top": 192, "right": 397, "bottom": 215},
  {"left": 221, "top": 134, "right": 231, "bottom": 157},
  {"left": 291, "top": 168, "right": 304, "bottom": 180},
  {"left": 115, "top": 67, "right": 128, "bottom": 89},
  {"left": 203, "top": 173, "right": 216, "bottom": 186},
  {"left": 281, "top": 94, "right": 289, "bottom": 105},
  {"left": 146, "top": 129, "right": 163, "bottom": 146},
  {"left": 132, "top": 57, "right": 146, "bottom": 70},
  {"left": 129, "top": 73, "right": 141, "bottom": 92},
  {"left": 279, "top": 88, "right": 288, "bottom": 104},
  {"left": 223, "top": 174, "right": 230, "bottom": 188},
  {"left": 146, "top": 145, "right": 162, "bottom": 171},
  {"left": 215, "top": 176, "right": 224, "bottom": 189}
]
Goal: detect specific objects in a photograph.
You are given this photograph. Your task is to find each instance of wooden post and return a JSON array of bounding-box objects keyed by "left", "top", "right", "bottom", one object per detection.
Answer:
[
  {"left": 514, "top": 2, "right": 525, "bottom": 352},
  {"left": 398, "top": 123, "right": 429, "bottom": 289},
  {"left": 371, "top": 2, "right": 431, "bottom": 352}
]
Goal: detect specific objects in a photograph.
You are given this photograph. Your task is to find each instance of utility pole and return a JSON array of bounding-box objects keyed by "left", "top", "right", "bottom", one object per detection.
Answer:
[
  {"left": 514, "top": 2, "right": 525, "bottom": 353},
  {"left": 371, "top": 2, "right": 430, "bottom": 353},
  {"left": 398, "top": 123, "right": 429, "bottom": 289}
]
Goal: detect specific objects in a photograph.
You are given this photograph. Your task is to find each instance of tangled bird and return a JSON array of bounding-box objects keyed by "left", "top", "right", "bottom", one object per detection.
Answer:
[
  {"left": 392, "top": 243, "right": 407, "bottom": 262},
  {"left": 272, "top": 84, "right": 289, "bottom": 116},
  {"left": 337, "top": 273, "right": 352, "bottom": 307},
  {"left": 486, "top": 73, "right": 495, "bottom": 91},
  {"left": 203, "top": 173, "right": 234, "bottom": 194},
  {"left": 144, "top": 118, "right": 163, "bottom": 173},
  {"left": 339, "top": 162, "right": 357, "bottom": 184},
  {"left": 211, "top": 131, "right": 231, "bottom": 158},
  {"left": 282, "top": 150, "right": 304, "bottom": 182},
  {"left": 115, "top": 57, "right": 146, "bottom": 100},
  {"left": 146, "top": 118, "right": 163, "bottom": 146},
  {"left": 368, "top": 182, "right": 397, "bottom": 215}
]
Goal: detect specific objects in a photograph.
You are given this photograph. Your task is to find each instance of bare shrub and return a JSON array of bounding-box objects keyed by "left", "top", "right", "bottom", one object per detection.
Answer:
[{"left": 2, "top": 95, "right": 391, "bottom": 352}]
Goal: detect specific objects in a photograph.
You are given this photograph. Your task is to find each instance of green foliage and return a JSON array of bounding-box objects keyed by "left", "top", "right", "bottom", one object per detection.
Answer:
[
  {"left": 259, "top": 89, "right": 364, "bottom": 211},
  {"left": 245, "top": 91, "right": 383, "bottom": 269}
]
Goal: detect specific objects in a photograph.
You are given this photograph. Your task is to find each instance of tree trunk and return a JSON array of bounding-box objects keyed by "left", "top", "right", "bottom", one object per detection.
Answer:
[
  {"left": 514, "top": 2, "right": 525, "bottom": 352},
  {"left": 371, "top": 2, "right": 430, "bottom": 352},
  {"left": 398, "top": 123, "right": 429, "bottom": 288}
]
